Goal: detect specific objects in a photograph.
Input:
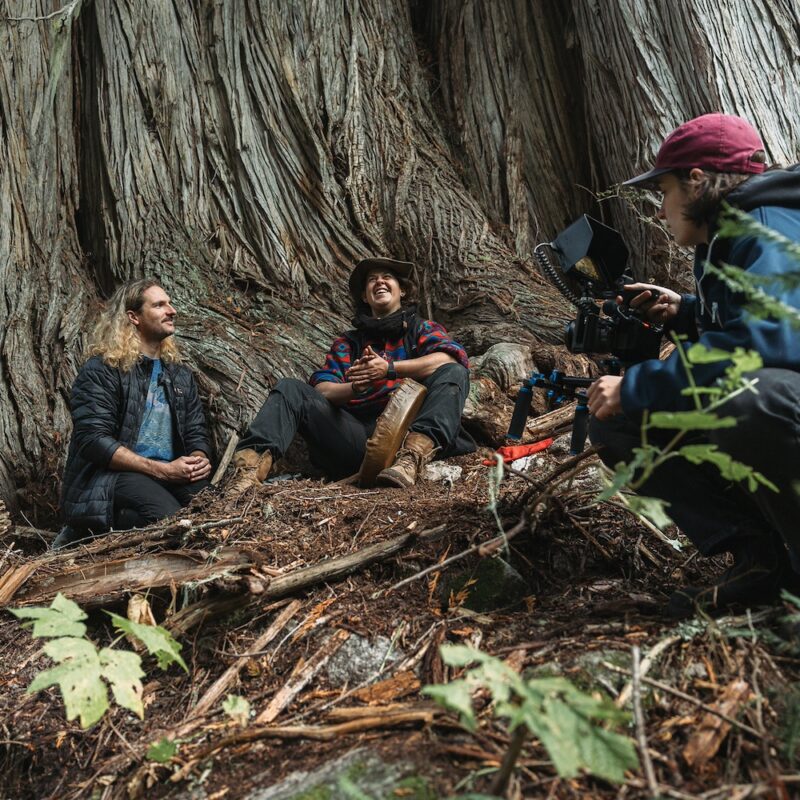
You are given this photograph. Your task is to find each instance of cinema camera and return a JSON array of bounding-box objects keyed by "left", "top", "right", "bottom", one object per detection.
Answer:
[{"left": 508, "top": 215, "right": 663, "bottom": 452}]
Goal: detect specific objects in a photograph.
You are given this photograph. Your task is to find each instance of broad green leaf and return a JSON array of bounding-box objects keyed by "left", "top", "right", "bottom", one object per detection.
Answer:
[
  {"left": 10, "top": 593, "right": 87, "bottom": 639},
  {"left": 625, "top": 495, "right": 674, "bottom": 530},
  {"left": 594, "top": 448, "right": 653, "bottom": 503},
  {"left": 108, "top": 613, "right": 188, "bottom": 672},
  {"left": 678, "top": 445, "right": 779, "bottom": 492},
  {"left": 422, "top": 680, "right": 477, "bottom": 730},
  {"left": 576, "top": 718, "right": 640, "bottom": 783},
  {"left": 438, "top": 644, "right": 484, "bottom": 668},
  {"left": 99, "top": 648, "right": 144, "bottom": 719},
  {"left": 146, "top": 737, "right": 179, "bottom": 763},
  {"left": 727, "top": 348, "right": 763, "bottom": 375},
  {"left": 427, "top": 647, "right": 639, "bottom": 785},
  {"left": 28, "top": 637, "right": 108, "bottom": 728},
  {"left": 686, "top": 344, "right": 733, "bottom": 365},
  {"left": 649, "top": 411, "right": 737, "bottom": 431},
  {"left": 222, "top": 694, "right": 251, "bottom": 726}
]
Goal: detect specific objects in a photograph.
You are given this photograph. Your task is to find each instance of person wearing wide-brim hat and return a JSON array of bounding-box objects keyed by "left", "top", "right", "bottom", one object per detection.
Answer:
[
  {"left": 228, "top": 257, "right": 474, "bottom": 493},
  {"left": 586, "top": 113, "right": 800, "bottom": 618}
]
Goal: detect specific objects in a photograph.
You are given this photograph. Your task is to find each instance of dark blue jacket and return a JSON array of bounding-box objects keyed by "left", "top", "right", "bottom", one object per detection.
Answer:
[
  {"left": 621, "top": 166, "right": 800, "bottom": 416},
  {"left": 61, "top": 356, "right": 211, "bottom": 532}
]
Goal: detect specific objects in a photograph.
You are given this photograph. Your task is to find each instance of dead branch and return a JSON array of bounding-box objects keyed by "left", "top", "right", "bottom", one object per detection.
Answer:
[
  {"left": 170, "top": 709, "right": 438, "bottom": 783},
  {"left": 210, "top": 432, "right": 240, "bottom": 485},
  {"left": 603, "top": 662, "right": 767, "bottom": 741},
  {"left": 256, "top": 629, "right": 350, "bottom": 724},
  {"left": 632, "top": 646, "right": 659, "bottom": 797},
  {"left": 182, "top": 600, "right": 302, "bottom": 729}
]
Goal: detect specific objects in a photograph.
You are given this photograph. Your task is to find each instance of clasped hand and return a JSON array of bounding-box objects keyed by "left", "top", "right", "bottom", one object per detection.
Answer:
[
  {"left": 159, "top": 454, "right": 211, "bottom": 483},
  {"left": 345, "top": 345, "right": 389, "bottom": 394}
]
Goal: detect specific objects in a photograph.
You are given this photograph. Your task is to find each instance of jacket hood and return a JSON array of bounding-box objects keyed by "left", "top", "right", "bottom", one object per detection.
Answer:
[{"left": 727, "top": 164, "right": 800, "bottom": 212}]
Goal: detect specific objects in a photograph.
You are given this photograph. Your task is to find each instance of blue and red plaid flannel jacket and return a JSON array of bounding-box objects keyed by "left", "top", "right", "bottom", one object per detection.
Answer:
[{"left": 309, "top": 318, "right": 468, "bottom": 413}]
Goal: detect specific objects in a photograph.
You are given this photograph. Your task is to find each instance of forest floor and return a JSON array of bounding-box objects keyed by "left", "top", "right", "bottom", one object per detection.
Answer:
[{"left": 2, "top": 440, "right": 800, "bottom": 800}]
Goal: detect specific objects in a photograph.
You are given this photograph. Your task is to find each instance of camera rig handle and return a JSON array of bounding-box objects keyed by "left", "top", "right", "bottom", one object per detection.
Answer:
[{"left": 508, "top": 370, "right": 594, "bottom": 454}]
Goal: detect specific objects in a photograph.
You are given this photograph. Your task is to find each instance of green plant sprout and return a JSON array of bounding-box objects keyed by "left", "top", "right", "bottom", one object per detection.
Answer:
[
  {"left": 423, "top": 644, "right": 639, "bottom": 789},
  {"left": 11, "top": 593, "right": 188, "bottom": 728}
]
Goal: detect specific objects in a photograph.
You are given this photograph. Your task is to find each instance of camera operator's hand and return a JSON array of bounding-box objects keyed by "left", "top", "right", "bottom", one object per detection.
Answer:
[
  {"left": 587, "top": 375, "right": 623, "bottom": 421},
  {"left": 619, "top": 282, "right": 681, "bottom": 325}
]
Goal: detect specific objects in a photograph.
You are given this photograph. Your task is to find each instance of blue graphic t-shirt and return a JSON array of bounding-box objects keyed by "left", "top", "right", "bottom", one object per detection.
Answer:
[{"left": 133, "top": 359, "right": 174, "bottom": 462}]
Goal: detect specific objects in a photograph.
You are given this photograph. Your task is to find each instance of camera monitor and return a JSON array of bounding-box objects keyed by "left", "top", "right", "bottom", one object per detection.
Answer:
[{"left": 551, "top": 215, "right": 629, "bottom": 293}]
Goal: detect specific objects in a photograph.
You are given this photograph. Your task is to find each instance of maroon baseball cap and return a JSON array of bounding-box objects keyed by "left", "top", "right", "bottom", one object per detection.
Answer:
[{"left": 623, "top": 113, "right": 766, "bottom": 187}]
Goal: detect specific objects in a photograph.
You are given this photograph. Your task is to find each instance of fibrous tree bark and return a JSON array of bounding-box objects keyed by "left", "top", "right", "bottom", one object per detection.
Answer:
[
  {"left": 572, "top": 0, "right": 800, "bottom": 282},
  {"left": 1, "top": 0, "right": 799, "bottom": 519}
]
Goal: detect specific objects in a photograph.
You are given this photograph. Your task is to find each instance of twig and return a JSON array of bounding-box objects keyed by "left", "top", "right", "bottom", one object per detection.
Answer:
[
  {"left": 606, "top": 493, "right": 683, "bottom": 550},
  {"left": 490, "top": 725, "right": 528, "bottom": 796},
  {"left": 602, "top": 662, "right": 768, "bottom": 741},
  {"left": 565, "top": 511, "right": 611, "bottom": 560},
  {"left": 379, "top": 516, "right": 528, "bottom": 598},
  {"left": 616, "top": 635, "right": 681, "bottom": 708},
  {"left": 211, "top": 432, "right": 240, "bottom": 485},
  {"left": 256, "top": 629, "right": 350, "bottom": 724},
  {"left": 632, "top": 646, "right": 659, "bottom": 797},
  {"left": 180, "top": 600, "right": 301, "bottom": 730},
  {"left": 4, "top": 0, "right": 80, "bottom": 23},
  {"left": 523, "top": 447, "right": 599, "bottom": 500},
  {"left": 170, "top": 709, "right": 437, "bottom": 782}
]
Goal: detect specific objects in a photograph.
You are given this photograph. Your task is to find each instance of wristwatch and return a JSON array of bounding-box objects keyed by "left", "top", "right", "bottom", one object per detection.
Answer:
[{"left": 385, "top": 364, "right": 397, "bottom": 381}]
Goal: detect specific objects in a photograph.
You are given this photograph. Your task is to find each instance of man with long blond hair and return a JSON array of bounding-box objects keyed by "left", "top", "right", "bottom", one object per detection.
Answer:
[{"left": 55, "top": 279, "right": 212, "bottom": 547}]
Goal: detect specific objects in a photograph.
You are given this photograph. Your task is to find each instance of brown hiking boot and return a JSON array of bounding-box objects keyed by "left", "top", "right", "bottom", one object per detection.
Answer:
[
  {"left": 227, "top": 449, "right": 273, "bottom": 497},
  {"left": 377, "top": 432, "right": 436, "bottom": 488}
]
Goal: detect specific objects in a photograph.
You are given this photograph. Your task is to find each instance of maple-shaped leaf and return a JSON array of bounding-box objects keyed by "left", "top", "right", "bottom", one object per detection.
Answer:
[
  {"left": 10, "top": 594, "right": 87, "bottom": 639},
  {"left": 27, "top": 637, "right": 108, "bottom": 728},
  {"left": 99, "top": 648, "right": 145, "bottom": 719},
  {"left": 107, "top": 613, "right": 188, "bottom": 672}
]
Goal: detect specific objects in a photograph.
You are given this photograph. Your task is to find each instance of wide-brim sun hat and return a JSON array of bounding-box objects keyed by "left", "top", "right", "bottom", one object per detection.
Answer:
[
  {"left": 623, "top": 113, "right": 766, "bottom": 188},
  {"left": 348, "top": 257, "right": 416, "bottom": 303}
]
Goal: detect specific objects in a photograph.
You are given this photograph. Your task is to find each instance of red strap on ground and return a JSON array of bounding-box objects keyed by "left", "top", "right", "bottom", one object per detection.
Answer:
[{"left": 482, "top": 437, "right": 554, "bottom": 466}]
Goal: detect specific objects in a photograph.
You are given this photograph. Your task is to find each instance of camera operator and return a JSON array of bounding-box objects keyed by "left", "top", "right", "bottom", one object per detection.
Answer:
[{"left": 586, "top": 113, "right": 800, "bottom": 617}]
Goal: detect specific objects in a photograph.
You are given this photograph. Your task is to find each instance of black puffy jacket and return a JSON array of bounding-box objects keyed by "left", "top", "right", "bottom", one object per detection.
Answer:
[{"left": 61, "top": 355, "right": 211, "bottom": 532}]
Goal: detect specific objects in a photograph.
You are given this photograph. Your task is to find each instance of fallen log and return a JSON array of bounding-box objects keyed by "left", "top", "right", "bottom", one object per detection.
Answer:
[{"left": 2, "top": 547, "right": 259, "bottom": 607}]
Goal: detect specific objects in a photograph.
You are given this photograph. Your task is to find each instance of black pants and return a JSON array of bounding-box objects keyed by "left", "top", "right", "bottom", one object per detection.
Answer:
[
  {"left": 237, "top": 363, "right": 473, "bottom": 480},
  {"left": 113, "top": 472, "right": 210, "bottom": 529},
  {"left": 589, "top": 368, "right": 800, "bottom": 568}
]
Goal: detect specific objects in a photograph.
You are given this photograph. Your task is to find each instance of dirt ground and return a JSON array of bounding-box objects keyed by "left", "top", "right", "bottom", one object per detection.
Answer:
[{"left": 2, "top": 445, "right": 799, "bottom": 800}]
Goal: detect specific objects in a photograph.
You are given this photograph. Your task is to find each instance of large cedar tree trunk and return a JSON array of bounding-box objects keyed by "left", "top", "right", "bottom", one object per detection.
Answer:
[{"left": 1, "top": 0, "right": 799, "bottom": 519}]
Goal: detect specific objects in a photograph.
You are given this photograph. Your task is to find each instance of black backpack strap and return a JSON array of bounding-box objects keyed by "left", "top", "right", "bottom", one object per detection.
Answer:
[
  {"left": 343, "top": 329, "right": 365, "bottom": 361},
  {"left": 402, "top": 312, "right": 424, "bottom": 360}
]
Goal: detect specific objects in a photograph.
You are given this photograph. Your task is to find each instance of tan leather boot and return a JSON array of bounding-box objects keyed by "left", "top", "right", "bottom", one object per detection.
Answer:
[
  {"left": 227, "top": 449, "right": 273, "bottom": 496},
  {"left": 377, "top": 432, "right": 436, "bottom": 488}
]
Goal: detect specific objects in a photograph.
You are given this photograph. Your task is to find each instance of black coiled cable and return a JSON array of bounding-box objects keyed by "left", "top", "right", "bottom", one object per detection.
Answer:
[{"left": 533, "top": 243, "right": 581, "bottom": 307}]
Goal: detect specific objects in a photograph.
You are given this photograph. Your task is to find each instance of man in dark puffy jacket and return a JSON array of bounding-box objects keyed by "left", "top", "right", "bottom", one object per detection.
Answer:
[
  {"left": 587, "top": 113, "right": 800, "bottom": 617},
  {"left": 56, "top": 279, "right": 212, "bottom": 547}
]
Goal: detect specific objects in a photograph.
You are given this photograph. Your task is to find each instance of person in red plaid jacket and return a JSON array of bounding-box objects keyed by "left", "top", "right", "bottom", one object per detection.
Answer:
[{"left": 229, "top": 258, "right": 474, "bottom": 492}]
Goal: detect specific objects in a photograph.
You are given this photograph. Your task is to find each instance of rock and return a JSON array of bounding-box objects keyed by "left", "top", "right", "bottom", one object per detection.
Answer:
[
  {"left": 442, "top": 556, "right": 530, "bottom": 612},
  {"left": 244, "top": 747, "right": 434, "bottom": 800},
  {"left": 325, "top": 634, "right": 404, "bottom": 688},
  {"left": 471, "top": 342, "right": 534, "bottom": 392},
  {"left": 570, "top": 649, "right": 631, "bottom": 695},
  {"left": 423, "top": 462, "right": 462, "bottom": 485}
]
